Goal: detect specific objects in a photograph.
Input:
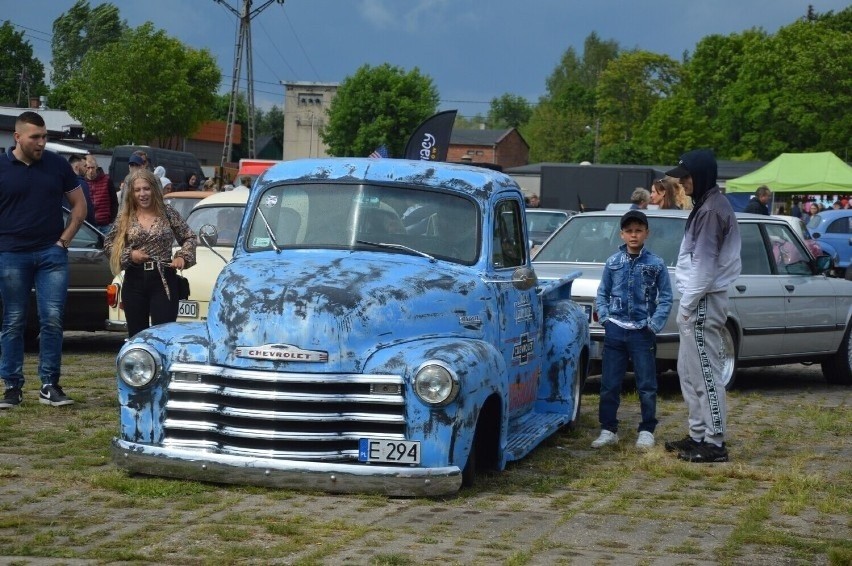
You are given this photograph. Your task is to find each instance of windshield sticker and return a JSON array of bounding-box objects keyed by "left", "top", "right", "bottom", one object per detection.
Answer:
[
  {"left": 252, "top": 237, "right": 271, "bottom": 247},
  {"left": 264, "top": 195, "right": 278, "bottom": 208}
]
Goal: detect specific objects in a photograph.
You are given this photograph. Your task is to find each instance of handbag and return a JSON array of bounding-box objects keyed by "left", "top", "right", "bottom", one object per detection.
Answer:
[{"left": 176, "top": 274, "right": 190, "bottom": 300}]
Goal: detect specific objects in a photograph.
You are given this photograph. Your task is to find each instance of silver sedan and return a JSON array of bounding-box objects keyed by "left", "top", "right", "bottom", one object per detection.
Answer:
[{"left": 533, "top": 209, "right": 852, "bottom": 388}]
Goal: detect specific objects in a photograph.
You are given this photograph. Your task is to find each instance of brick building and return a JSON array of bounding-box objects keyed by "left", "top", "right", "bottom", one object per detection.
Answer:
[{"left": 448, "top": 128, "right": 529, "bottom": 170}]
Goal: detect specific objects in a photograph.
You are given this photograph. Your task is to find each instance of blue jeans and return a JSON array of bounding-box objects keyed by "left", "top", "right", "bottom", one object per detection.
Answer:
[
  {"left": 0, "top": 245, "right": 69, "bottom": 388},
  {"left": 599, "top": 322, "right": 658, "bottom": 434}
]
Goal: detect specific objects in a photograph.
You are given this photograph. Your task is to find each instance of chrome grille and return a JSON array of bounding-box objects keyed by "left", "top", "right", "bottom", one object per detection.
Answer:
[{"left": 163, "top": 362, "right": 406, "bottom": 461}]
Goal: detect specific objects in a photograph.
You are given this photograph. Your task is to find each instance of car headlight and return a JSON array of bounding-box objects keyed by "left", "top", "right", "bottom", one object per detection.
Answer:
[
  {"left": 117, "top": 346, "right": 161, "bottom": 387},
  {"left": 414, "top": 361, "right": 459, "bottom": 406}
]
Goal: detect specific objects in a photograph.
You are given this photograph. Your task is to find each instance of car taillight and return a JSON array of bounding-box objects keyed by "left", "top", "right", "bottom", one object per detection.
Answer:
[
  {"left": 107, "top": 283, "right": 120, "bottom": 308},
  {"left": 592, "top": 309, "right": 599, "bottom": 323}
]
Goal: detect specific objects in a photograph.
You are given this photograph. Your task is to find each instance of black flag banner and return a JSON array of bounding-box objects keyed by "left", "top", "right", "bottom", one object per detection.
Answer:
[{"left": 403, "top": 110, "right": 457, "bottom": 162}]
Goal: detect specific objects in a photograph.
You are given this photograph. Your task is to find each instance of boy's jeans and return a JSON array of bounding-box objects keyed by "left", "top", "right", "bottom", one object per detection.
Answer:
[
  {"left": 0, "top": 246, "right": 69, "bottom": 389},
  {"left": 599, "top": 322, "right": 658, "bottom": 434}
]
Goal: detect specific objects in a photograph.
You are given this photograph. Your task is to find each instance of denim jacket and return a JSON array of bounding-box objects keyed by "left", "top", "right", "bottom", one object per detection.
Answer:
[{"left": 595, "top": 244, "right": 673, "bottom": 334}]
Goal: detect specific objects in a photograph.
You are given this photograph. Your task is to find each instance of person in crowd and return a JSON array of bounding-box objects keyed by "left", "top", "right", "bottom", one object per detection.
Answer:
[
  {"left": 0, "top": 111, "right": 87, "bottom": 409},
  {"left": 85, "top": 154, "right": 117, "bottom": 233},
  {"left": 153, "top": 166, "right": 173, "bottom": 195},
  {"left": 203, "top": 178, "right": 218, "bottom": 191},
  {"left": 240, "top": 176, "right": 252, "bottom": 189},
  {"left": 807, "top": 202, "right": 821, "bottom": 222},
  {"left": 742, "top": 185, "right": 772, "bottom": 215},
  {"left": 104, "top": 169, "right": 197, "bottom": 338},
  {"left": 527, "top": 194, "right": 541, "bottom": 208},
  {"left": 67, "top": 154, "right": 97, "bottom": 225},
  {"left": 180, "top": 172, "right": 201, "bottom": 191},
  {"left": 649, "top": 177, "right": 681, "bottom": 209},
  {"left": 790, "top": 198, "right": 802, "bottom": 218},
  {"left": 664, "top": 149, "right": 741, "bottom": 463},
  {"left": 591, "top": 210, "right": 672, "bottom": 450},
  {"left": 832, "top": 201, "right": 842, "bottom": 210},
  {"left": 630, "top": 187, "right": 650, "bottom": 209}
]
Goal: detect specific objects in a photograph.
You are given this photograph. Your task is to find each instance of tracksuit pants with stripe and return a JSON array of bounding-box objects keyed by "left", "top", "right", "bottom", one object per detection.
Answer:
[{"left": 676, "top": 291, "right": 727, "bottom": 447}]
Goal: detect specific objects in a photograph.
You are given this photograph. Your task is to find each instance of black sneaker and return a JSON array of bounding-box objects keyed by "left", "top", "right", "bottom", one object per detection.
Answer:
[
  {"left": 39, "top": 384, "right": 74, "bottom": 407},
  {"left": 0, "top": 387, "right": 23, "bottom": 409},
  {"left": 678, "top": 442, "right": 729, "bottom": 463},
  {"left": 664, "top": 436, "right": 702, "bottom": 453}
]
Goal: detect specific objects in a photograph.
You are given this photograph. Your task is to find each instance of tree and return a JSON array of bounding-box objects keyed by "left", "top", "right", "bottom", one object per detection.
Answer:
[
  {"left": 257, "top": 104, "right": 284, "bottom": 150},
  {"left": 595, "top": 51, "right": 682, "bottom": 163},
  {"left": 64, "top": 23, "right": 220, "bottom": 147},
  {"left": 525, "top": 33, "right": 619, "bottom": 162},
  {"left": 321, "top": 63, "right": 439, "bottom": 157},
  {"left": 488, "top": 94, "right": 532, "bottom": 129},
  {"left": 0, "top": 21, "right": 48, "bottom": 106},
  {"left": 50, "top": 0, "right": 126, "bottom": 109}
]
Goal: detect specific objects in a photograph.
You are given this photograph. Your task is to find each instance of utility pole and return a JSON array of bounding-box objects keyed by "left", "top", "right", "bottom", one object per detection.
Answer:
[{"left": 214, "top": 0, "right": 285, "bottom": 175}]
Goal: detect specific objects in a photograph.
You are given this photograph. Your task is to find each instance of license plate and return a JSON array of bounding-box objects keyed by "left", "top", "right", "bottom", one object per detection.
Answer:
[
  {"left": 358, "top": 439, "right": 420, "bottom": 464},
  {"left": 178, "top": 301, "right": 198, "bottom": 318},
  {"left": 582, "top": 304, "right": 592, "bottom": 322}
]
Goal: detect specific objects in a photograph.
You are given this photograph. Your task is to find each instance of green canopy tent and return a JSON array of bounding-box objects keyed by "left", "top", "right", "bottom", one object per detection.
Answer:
[{"left": 726, "top": 152, "right": 852, "bottom": 193}]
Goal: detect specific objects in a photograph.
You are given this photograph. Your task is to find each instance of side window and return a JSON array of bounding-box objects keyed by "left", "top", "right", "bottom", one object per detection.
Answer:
[
  {"left": 827, "top": 218, "right": 851, "bottom": 234},
  {"left": 65, "top": 214, "right": 101, "bottom": 249},
  {"left": 764, "top": 223, "right": 811, "bottom": 275},
  {"left": 739, "top": 223, "right": 771, "bottom": 275},
  {"left": 492, "top": 200, "right": 525, "bottom": 268}
]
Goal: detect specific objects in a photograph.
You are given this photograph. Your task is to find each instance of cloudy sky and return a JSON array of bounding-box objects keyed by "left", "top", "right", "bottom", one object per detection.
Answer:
[{"left": 8, "top": 0, "right": 850, "bottom": 117}]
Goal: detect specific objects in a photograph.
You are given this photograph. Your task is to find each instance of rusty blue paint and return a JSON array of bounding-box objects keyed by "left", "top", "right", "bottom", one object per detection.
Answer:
[{"left": 112, "top": 158, "right": 589, "bottom": 496}]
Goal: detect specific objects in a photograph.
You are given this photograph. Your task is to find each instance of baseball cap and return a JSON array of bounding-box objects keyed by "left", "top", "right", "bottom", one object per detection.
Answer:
[
  {"left": 665, "top": 159, "right": 690, "bottom": 178},
  {"left": 128, "top": 154, "right": 145, "bottom": 166},
  {"left": 620, "top": 209, "right": 648, "bottom": 229}
]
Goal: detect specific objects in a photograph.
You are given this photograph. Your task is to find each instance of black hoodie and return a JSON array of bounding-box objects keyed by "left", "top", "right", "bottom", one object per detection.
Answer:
[{"left": 680, "top": 149, "right": 718, "bottom": 230}]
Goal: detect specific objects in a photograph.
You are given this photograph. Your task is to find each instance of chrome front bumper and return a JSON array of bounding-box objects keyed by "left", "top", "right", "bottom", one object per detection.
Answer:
[
  {"left": 105, "top": 319, "right": 127, "bottom": 332},
  {"left": 112, "top": 438, "right": 462, "bottom": 497}
]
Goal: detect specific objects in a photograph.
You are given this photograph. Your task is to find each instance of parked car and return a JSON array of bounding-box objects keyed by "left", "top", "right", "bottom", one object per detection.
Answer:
[
  {"left": 773, "top": 214, "right": 839, "bottom": 273},
  {"left": 106, "top": 190, "right": 249, "bottom": 332},
  {"left": 164, "top": 190, "right": 217, "bottom": 220},
  {"left": 807, "top": 209, "right": 852, "bottom": 270},
  {"left": 111, "top": 158, "right": 589, "bottom": 496},
  {"left": 525, "top": 208, "right": 575, "bottom": 248},
  {"left": 0, "top": 211, "right": 113, "bottom": 343},
  {"left": 533, "top": 209, "right": 852, "bottom": 388}
]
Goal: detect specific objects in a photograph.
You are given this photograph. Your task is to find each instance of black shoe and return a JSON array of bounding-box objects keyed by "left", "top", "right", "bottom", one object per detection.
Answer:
[
  {"left": 39, "top": 384, "right": 74, "bottom": 407},
  {"left": 0, "top": 387, "right": 23, "bottom": 409},
  {"left": 664, "top": 436, "right": 702, "bottom": 453},
  {"left": 678, "top": 442, "right": 729, "bottom": 463}
]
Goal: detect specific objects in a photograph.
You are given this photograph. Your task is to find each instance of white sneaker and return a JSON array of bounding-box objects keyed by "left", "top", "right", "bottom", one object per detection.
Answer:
[
  {"left": 591, "top": 430, "right": 619, "bottom": 448},
  {"left": 636, "top": 431, "right": 655, "bottom": 449}
]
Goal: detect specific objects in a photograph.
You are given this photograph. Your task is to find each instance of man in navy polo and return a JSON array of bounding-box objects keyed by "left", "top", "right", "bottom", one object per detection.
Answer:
[{"left": 0, "top": 111, "right": 87, "bottom": 409}]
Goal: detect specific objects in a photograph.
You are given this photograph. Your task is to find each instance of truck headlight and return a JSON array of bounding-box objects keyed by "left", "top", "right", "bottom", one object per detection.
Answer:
[
  {"left": 117, "top": 346, "right": 161, "bottom": 387},
  {"left": 414, "top": 361, "right": 459, "bottom": 406}
]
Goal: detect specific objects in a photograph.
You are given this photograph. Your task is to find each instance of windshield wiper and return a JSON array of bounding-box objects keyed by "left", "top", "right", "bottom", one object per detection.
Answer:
[
  {"left": 356, "top": 239, "right": 436, "bottom": 263},
  {"left": 255, "top": 208, "right": 281, "bottom": 253}
]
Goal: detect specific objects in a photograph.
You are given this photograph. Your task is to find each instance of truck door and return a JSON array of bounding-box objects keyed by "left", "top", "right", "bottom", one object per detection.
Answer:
[{"left": 491, "top": 199, "right": 542, "bottom": 417}]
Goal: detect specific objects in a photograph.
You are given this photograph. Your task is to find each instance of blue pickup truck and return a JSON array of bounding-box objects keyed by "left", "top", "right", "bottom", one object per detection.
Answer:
[{"left": 111, "top": 158, "right": 589, "bottom": 496}]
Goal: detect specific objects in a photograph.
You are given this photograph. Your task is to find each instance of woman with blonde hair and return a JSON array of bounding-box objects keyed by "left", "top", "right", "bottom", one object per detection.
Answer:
[
  {"left": 650, "top": 177, "right": 683, "bottom": 209},
  {"left": 104, "top": 169, "right": 197, "bottom": 337}
]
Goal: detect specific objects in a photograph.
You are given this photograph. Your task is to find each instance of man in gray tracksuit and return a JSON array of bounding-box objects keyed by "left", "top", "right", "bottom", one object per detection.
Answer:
[{"left": 664, "top": 149, "right": 741, "bottom": 463}]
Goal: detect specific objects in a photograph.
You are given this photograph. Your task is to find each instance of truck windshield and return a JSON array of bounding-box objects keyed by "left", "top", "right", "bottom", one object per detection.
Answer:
[{"left": 244, "top": 183, "right": 480, "bottom": 264}]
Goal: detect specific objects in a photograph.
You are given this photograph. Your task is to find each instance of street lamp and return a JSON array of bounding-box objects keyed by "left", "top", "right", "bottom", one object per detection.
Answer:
[{"left": 584, "top": 118, "right": 600, "bottom": 163}]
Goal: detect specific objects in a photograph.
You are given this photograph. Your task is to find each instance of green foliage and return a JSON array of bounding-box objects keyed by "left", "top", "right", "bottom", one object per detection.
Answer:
[
  {"left": 64, "top": 22, "right": 220, "bottom": 148},
  {"left": 0, "top": 21, "right": 48, "bottom": 106},
  {"left": 50, "top": 0, "right": 126, "bottom": 109},
  {"left": 321, "top": 63, "right": 439, "bottom": 157},
  {"left": 488, "top": 93, "right": 532, "bottom": 129}
]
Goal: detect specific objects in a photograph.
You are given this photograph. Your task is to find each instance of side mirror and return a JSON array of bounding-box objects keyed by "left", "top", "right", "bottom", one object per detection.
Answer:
[
  {"left": 200, "top": 224, "right": 219, "bottom": 247},
  {"left": 815, "top": 254, "right": 832, "bottom": 274},
  {"left": 512, "top": 266, "right": 538, "bottom": 291}
]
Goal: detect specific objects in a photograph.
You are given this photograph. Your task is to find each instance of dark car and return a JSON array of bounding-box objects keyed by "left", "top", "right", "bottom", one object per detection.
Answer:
[{"left": 0, "top": 211, "right": 113, "bottom": 343}]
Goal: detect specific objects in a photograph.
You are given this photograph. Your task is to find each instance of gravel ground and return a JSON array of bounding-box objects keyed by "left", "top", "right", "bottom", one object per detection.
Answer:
[{"left": 0, "top": 332, "right": 848, "bottom": 565}]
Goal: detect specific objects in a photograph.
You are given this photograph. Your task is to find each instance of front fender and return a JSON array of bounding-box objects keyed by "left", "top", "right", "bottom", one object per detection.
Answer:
[{"left": 363, "top": 337, "right": 507, "bottom": 470}]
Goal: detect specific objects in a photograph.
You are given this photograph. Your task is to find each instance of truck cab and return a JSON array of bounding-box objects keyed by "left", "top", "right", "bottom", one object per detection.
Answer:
[{"left": 111, "top": 158, "right": 589, "bottom": 496}]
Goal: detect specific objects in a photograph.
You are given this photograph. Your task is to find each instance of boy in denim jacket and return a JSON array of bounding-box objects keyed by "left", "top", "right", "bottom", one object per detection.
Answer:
[{"left": 592, "top": 210, "right": 673, "bottom": 449}]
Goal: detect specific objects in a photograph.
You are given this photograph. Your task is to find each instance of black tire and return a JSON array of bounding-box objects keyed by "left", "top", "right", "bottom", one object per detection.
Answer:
[
  {"left": 822, "top": 324, "right": 852, "bottom": 385},
  {"left": 720, "top": 321, "right": 739, "bottom": 391},
  {"left": 567, "top": 353, "right": 587, "bottom": 430}
]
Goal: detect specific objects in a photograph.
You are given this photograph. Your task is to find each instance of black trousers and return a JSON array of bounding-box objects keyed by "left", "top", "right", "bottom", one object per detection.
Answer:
[{"left": 123, "top": 265, "right": 179, "bottom": 338}]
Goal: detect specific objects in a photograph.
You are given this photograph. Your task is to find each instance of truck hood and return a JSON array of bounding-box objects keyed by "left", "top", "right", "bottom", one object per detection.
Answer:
[{"left": 206, "top": 251, "right": 490, "bottom": 372}]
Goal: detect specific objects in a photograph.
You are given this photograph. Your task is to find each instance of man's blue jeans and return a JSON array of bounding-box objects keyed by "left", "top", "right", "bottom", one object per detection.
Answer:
[
  {"left": 599, "top": 322, "right": 658, "bottom": 434},
  {"left": 0, "top": 245, "right": 69, "bottom": 388}
]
